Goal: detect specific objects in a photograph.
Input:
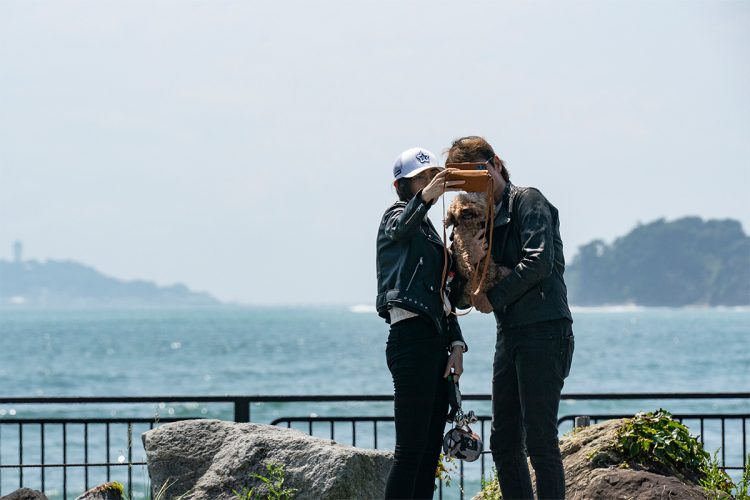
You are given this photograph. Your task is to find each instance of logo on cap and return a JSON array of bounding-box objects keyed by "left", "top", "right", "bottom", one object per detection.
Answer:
[
  {"left": 415, "top": 151, "right": 431, "bottom": 164},
  {"left": 394, "top": 168, "right": 402, "bottom": 177}
]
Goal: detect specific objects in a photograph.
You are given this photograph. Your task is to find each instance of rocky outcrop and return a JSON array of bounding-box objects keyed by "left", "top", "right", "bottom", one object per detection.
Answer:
[
  {"left": 561, "top": 419, "right": 707, "bottom": 499},
  {"left": 573, "top": 467, "right": 708, "bottom": 499},
  {"left": 0, "top": 489, "right": 48, "bottom": 500},
  {"left": 142, "top": 419, "right": 393, "bottom": 500},
  {"left": 474, "top": 419, "right": 709, "bottom": 499}
]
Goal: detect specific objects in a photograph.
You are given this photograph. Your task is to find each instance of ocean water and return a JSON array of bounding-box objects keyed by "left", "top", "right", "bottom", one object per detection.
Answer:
[{"left": 0, "top": 307, "right": 748, "bottom": 498}]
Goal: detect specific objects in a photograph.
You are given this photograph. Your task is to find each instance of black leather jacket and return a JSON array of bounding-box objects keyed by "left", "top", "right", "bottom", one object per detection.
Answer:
[
  {"left": 481, "top": 182, "right": 573, "bottom": 328},
  {"left": 376, "top": 191, "right": 467, "bottom": 349}
]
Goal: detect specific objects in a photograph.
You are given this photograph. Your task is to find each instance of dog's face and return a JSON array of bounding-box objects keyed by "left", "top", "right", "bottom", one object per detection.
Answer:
[{"left": 445, "top": 193, "right": 489, "bottom": 231}]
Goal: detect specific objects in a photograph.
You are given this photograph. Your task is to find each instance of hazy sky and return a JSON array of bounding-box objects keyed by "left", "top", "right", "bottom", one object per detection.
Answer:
[{"left": 1, "top": 1, "right": 748, "bottom": 305}]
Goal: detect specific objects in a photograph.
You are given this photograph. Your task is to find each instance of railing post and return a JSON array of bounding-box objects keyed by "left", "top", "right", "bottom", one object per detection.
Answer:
[
  {"left": 234, "top": 398, "right": 250, "bottom": 423},
  {"left": 574, "top": 416, "right": 591, "bottom": 429}
]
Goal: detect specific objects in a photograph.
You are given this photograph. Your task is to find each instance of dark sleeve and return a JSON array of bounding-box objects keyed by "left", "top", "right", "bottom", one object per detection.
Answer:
[
  {"left": 486, "top": 188, "right": 554, "bottom": 310},
  {"left": 383, "top": 191, "right": 430, "bottom": 241}
]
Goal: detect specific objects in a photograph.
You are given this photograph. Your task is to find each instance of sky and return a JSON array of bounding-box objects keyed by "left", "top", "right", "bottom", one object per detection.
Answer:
[{"left": 1, "top": 1, "right": 748, "bottom": 305}]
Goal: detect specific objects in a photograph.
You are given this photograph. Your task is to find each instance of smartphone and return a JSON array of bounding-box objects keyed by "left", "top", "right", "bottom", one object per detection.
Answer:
[{"left": 445, "top": 163, "right": 492, "bottom": 192}]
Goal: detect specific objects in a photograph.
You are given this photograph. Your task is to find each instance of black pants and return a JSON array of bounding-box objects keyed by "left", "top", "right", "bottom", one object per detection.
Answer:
[
  {"left": 385, "top": 316, "right": 449, "bottom": 500},
  {"left": 490, "top": 318, "right": 574, "bottom": 500}
]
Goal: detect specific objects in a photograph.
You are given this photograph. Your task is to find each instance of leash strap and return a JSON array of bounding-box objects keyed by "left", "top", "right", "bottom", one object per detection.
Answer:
[{"left": 440, "top": 173, "right": 496, "bottom": 316}]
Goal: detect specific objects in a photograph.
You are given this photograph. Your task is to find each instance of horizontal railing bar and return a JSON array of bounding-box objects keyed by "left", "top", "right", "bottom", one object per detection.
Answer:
[
  {"left": 0, "top": 392, "right": 748, "bottom": 405},
  {"left": 271, "top": 416, "right": 395, "bottom": 425},
  {"left": 277, "top": 413, "right": 749, "bottom": 430},
  {"left": 0, "top": 463, "right": 146, "bottom": 469},
  {"left": 559, "top": 413, "right": 750, "bottom": 422},
  {"left": 0, "top": 418, "right": 189, "bottom": 424},
  {"left": 557, "top": 393, "right": 750, "bottom": 400}
]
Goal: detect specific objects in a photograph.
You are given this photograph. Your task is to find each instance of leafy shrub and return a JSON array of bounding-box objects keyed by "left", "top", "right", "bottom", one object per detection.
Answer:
[
  {"left": 615, "top": 409, "right": 738, "bottom": 497},
  {"left": 233, "top": 461, "right": 297, "bottom": 500},
  {"left": 435, "top": 453, "right": 457, "bottom": 489},
  {"left": 616, "top": 409, "right": 710, "bottom": 482},
  {"left": 475, "top": 468, "right": 502, "bottom": 499}
]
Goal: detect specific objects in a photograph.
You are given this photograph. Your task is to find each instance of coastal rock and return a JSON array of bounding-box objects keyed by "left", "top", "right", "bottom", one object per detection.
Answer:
[
  {"left": 575, "top": 468, "right": 708, "bottom": 499},
  {"left": 142, "top": 419, "right": 393, "bottom": 500},
  {"left": 0, "top": 489, "right": 48, "bottom": 500},
  {"left": 474, "top": 419, "right": 708, "bottom": 499},
  {"left": 75, "top": 482, "right": 124, "bottom": 500},
  {"left": 560, "top": 419, "right": 706, "bottom": 499}
]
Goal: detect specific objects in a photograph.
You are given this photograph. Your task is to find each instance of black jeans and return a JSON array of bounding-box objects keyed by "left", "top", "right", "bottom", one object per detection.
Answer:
[
  {"left": 490, "top": 318, "right": 574, "bottom": 500},
  {"left": 385, "top": 316, "right": 449, "bottom": 500}
]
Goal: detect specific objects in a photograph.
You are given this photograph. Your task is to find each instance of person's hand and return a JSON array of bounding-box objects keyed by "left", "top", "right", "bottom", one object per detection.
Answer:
[
  {"left": 468, "top": 229, "right": 488, "bottom": 266},
  {"left": 473, "top": 292, "right": 493, "bottom": 313},
  {"left": 443, "top": 346, "right": 464, "bottom": 380},
  {"left": 422, "top": 169, "right": 464, "bottom": 204}
]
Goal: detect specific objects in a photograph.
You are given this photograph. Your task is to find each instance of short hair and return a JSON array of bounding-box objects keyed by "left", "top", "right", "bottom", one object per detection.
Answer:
[{"left": 446, "top": 136, "right": 510, "bottom": 183}]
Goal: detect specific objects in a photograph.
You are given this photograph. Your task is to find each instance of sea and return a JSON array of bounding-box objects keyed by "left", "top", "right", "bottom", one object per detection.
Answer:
[{"left": 0, "top": 307, "right": 748, "bottom": 499}]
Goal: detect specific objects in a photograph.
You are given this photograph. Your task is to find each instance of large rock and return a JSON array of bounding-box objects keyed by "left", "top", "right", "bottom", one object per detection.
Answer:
[
  {"left": 561, "top": 419, "right": 707, "bottom": 499},
  {"left": 142, "top": 419, "right": 393, "bottom": 499},
  {"left": 474, "top": 419, "right": 709, "bottom": 499},
  {"left": 0, "top": 489, "right": 48, "bottom": 500}
]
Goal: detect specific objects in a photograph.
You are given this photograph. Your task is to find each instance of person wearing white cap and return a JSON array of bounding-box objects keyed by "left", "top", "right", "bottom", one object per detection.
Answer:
[{"left": 376, "top": 147, "right": 468, "bottom": 499}]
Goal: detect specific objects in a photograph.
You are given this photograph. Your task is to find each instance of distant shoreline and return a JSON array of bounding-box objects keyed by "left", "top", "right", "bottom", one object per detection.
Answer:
[{"left": 1, "top": 303, "right": 749, "bottom": 314}]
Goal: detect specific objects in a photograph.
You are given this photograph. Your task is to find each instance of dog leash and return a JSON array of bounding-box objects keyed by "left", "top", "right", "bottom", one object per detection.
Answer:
[
  {"left": 440, "top": 174, "right": 495, "bottom": 316},
  {"left": 441, "top": 190, "right": 472, "bottom": 316}
]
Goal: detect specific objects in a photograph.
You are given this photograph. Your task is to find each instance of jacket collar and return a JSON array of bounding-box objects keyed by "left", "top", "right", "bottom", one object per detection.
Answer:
[{"left": 494, "top": 181, "right": 515, "bottom": 227}]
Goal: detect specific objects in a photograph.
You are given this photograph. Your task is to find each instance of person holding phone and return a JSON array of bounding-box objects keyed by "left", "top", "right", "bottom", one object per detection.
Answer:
[
  {"left": 446, "top": 136, "right": 574, "bottom": 500},
  {"left": 376, "top": 147, "right": 468, "bottom": 499}
]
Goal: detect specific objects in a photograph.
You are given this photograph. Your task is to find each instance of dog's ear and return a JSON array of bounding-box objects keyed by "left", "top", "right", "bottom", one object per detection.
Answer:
[{"left": 445, "top": 210, "right": 458, "bottom": 228}]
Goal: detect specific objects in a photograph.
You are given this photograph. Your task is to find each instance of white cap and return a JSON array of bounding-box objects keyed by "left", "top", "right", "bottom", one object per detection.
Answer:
[{"left": 392, "top": 147, "right": 442, "bottom": 181}]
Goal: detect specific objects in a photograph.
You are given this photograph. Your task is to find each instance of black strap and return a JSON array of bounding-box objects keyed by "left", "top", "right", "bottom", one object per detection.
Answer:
[{"left": 446, "top": 376, "right": 462, "bottom": 422}]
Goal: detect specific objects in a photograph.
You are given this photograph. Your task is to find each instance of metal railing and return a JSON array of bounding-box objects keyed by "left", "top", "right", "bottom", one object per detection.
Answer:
[{"left": 0, "top": 392, "right": 747, "bottom": 499}]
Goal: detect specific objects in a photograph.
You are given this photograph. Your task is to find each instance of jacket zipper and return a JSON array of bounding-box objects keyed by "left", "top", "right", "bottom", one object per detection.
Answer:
[
  {"left": 538, "top": 284, "right": 546, "bottom": 300},
  {"left": 405, "top": 257, "right": 423, "bottom": 292}
]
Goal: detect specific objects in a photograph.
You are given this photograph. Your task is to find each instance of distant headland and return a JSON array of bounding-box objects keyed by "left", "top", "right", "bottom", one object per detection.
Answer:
[
  {"left": 0, "top": 242, "right": 221, "bottom": 309},
  {"left": 566, "top": 217, "right": 750, "bottom": 307}
]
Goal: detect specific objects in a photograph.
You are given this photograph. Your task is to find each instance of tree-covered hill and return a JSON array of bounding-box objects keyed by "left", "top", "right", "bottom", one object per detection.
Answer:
[
  {"left": 566, "top": 217, "right": 750, "bottom": 307},
  {"left": 0, "top": 259, "right": 221, "bottom": 309}
]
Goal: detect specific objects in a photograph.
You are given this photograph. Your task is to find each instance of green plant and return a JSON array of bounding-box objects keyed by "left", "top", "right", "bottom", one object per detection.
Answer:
[
  {"left": 615, "top": 409, "right": 709, "bottom": 483},
  {"left": 698, "top": 449, "right": 734, "bottom": 499},
  {"left": 475, "top": 468, "right": 502, "bottom": 499},
  {"left": 435, "top": 453, "right": 457, "bottom": 489},
  {"left": 122, "top": 478, "right": 181, "bottom": 500},
  {"left": 733, "top": 455, "right": 750, "bottom": 500},
  {"left": 614, "top": 409, "right": 749, "bottom": 498},
  {"left": 153, "top": 479, "right": 180, "bottom": 500},
  {"left": 233, "top": 461, "right": 297, "bottom": 500}
]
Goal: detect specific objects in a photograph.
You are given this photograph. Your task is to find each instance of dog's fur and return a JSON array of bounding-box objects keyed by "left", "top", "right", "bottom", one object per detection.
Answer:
[{"left": 446, "top": 193, "right": 510, "bottom": 305}]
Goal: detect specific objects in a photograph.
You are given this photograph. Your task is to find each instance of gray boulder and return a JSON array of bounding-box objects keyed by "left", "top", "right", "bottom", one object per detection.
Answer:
[
  {"left": 0, "top": 489, "right": 48, "bottom": 500},
  {"left": 142, "top": 419, "right": 393, "bottom": 499}
]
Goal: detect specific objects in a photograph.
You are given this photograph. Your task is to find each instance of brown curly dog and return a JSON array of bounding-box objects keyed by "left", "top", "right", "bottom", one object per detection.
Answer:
[{"left": 446, "top": 192, "right": 512, "bottom": 307}]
